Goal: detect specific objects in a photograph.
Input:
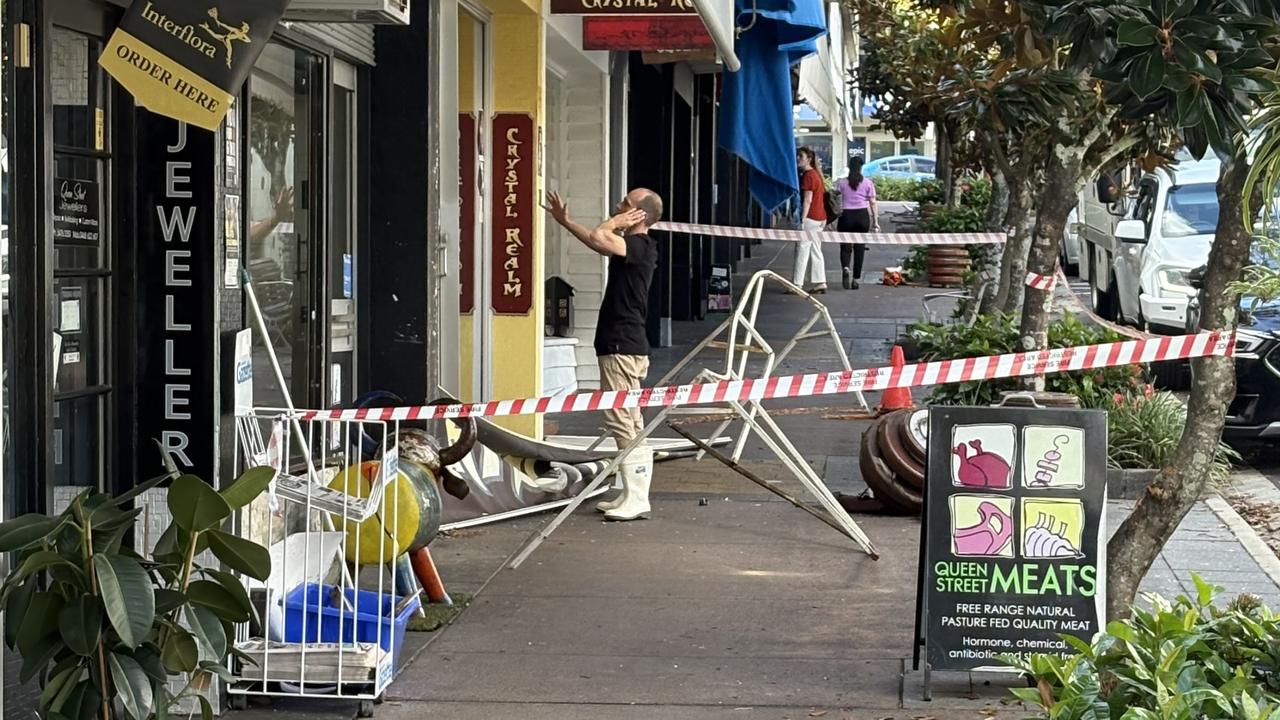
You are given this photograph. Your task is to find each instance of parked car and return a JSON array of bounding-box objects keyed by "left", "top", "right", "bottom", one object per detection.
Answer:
[
  {"left": 1062, "top": 206, "right": 1082, "bottom": 275},
  {"left": 1079, "top": 155, "right": 1221, "bottom": 332},
  {"left": 863, "top": 155, "right": 936, "bottom": 180},
  {"left": 1185, "top": 248, "right": 1280, "bottom": 439}
]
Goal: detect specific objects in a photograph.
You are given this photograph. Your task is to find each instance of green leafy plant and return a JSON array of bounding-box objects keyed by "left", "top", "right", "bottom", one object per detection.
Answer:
[
  {"left": 1107, "top": 389, "right": 1238, "bottom": 481},
  {"left": 1007, "top": 577, "right": 1280, "bottom": 718},
  {"left": 870, "top": 176, "right": 947, "bottom": 204},
  {"left": 909, "top": 314, "right": 1145, "bottom": 407},
  {"left": 0, "top": 467, "right": 275, "bottom": 720},
  {"left": 1230, "top": 235, "right": 1280, "bottom": 305},
  {"left": 921, "top": 205, "right": 986, "bottom": 233}
]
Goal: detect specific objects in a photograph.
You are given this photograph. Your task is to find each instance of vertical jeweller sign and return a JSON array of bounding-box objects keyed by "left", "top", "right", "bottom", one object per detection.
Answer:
[{"left": 491, "top": 113, "right": 535, "bottom": 315}]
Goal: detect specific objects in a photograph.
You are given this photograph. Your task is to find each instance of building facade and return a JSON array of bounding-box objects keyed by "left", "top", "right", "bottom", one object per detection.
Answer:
[{"left": 0, "top": 0, "right": 385, "bottom": 709}]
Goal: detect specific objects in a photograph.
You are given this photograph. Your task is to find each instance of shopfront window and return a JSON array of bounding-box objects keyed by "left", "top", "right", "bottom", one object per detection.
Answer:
[
  {"left": 50, "top": 24, "right": 111, "bottom": 503},
  {"left": 248, "top": 42, "right": 315, "bottom": 409},
  {"left": 2, "top": 0, "right": 13, "bottom": 517},
  {"left": 869, "top": 140, "right": 897, "bottom": 161},
  {"left": 3, "top": 0, "right": 15, "bottom": 708}
]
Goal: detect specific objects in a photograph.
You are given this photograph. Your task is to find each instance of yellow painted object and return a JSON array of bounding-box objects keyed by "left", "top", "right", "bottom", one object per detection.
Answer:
[{"left": 329, "top": 461, "right": 422, "bottom": 565}]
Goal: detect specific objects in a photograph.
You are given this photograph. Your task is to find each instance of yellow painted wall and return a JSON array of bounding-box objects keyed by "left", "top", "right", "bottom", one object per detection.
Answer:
[
  {"left": 488, "top": 11, "right": 544, "bottom": 438},
  {"left": 454, "top": 2, "right": 545, "bottom": 436}
]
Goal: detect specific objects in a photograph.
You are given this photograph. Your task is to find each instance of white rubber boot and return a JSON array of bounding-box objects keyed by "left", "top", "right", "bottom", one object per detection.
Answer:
[
  {"left": 595, "top": 474, "right": 628, "bottom": 513},
  {"left": 604, "top": 446, "right": 653, "bottom": 521}
]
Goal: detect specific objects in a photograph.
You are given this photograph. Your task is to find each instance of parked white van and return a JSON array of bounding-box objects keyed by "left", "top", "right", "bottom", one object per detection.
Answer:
[{"left": 1078, "top": 153, "right": 1220, "bottom": 333}]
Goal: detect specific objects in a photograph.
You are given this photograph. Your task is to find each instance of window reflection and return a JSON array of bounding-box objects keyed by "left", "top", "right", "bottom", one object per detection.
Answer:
[{"left": 248, "top": 43, "right": 307, "bottom": 409}]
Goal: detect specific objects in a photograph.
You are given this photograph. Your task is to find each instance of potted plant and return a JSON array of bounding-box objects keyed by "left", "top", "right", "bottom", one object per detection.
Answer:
[
  {"left": 1106, "top": 389, "right": 1238, "bottom": 499},
  {"left": 0, "top": 465, "right": 275, "bottom": 720}
]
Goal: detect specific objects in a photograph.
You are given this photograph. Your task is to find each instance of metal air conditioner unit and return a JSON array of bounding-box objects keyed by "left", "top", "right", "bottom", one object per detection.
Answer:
[{"left": 282, "top": 0, "right": 410, "bottom": 25}]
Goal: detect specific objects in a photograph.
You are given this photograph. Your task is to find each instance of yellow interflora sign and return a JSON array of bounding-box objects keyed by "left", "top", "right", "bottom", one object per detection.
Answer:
[
  {"left": 98, "top": 0, "right": 287, "bottom": 132},
  {"left": 100, "top": 29, "right": 233, "bottom": 131}
]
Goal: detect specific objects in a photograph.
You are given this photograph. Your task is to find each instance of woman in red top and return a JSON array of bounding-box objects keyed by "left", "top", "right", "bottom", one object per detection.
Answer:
[{"left": 793, "top": 147, "right": 828, "bottom": 293}]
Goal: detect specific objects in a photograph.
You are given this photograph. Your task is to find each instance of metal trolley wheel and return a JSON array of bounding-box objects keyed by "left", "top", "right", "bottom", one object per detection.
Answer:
[
  {"left": 358, "top": 699, "right": 376, "bottom": 718},
  {"left": 228, "top": 693, "right": 249, "bottom": 711}
]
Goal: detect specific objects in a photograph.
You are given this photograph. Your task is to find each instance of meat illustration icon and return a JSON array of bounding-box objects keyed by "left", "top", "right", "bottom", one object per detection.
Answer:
[
  {"left": 952, "top": 500, "right": 1014, "bottom": 557},
  {"left": 1023, "top": 513, "right": 1084, "bottom": 558},
  {"left": 952, "top": 440, "right": 1012, "bottom": 490}
]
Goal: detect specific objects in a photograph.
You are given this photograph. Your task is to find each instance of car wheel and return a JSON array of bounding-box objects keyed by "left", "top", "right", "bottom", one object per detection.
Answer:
[{"left": 1091, "top": 271, "right": 1117, "bottom": 322}]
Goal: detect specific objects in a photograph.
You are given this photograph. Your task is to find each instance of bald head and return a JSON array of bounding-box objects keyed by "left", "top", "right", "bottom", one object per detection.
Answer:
[{"left": 627, "top": 188, "right": 664, "bottom": 227}]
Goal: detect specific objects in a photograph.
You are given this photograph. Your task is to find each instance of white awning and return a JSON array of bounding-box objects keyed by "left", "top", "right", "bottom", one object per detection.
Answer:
[
  {"left": 797, "top": 2, "right": 851, "bottom": 137},
  {"left": 690, "top": 0, "right": 741, "bottom": 72}
]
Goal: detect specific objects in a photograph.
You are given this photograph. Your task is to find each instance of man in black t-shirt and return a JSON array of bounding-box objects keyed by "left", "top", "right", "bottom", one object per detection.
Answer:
[{"left": 544, "top": 188, "right": 663, "bottom": 521}]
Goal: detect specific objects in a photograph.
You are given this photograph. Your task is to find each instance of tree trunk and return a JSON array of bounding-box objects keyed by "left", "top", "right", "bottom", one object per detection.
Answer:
[
  {"left": 978, "top": 149, "right": 1010, "bottom": 314},
  {"left": 936, "top": 119, "right": 955, "bottom": 206},
  {"left": 1018, "top": 150, "right": 1084, "bottom": 356},
  {"left": 996, "top": 178, "right": 1034, "bottom": 315},
  {"left": 1105, "top": 152, "right": 1254, "bottom": 620}
]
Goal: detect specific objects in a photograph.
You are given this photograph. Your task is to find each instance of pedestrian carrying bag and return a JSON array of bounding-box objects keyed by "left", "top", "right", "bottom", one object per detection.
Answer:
[{"left": 823, "top": 187, "right": 843, "bottom": 220}]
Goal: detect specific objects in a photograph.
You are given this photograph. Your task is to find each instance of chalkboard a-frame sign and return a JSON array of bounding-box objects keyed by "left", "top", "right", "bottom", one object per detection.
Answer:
[{"left": 913, "top": 405, "right": 1107, "bottom": 697}]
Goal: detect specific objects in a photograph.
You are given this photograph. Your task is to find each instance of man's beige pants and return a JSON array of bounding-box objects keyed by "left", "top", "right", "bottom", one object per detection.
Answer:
[{"left": 599, "top": 354, "right": 650, "bottom": 446}]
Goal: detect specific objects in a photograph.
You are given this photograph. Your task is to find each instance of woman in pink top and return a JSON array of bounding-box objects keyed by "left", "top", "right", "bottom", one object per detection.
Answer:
[{"left": 834, "top": 157, "right": 879, "bottom": 289}]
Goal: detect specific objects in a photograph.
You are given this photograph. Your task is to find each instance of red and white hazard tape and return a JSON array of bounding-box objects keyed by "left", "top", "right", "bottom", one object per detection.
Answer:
[
  {"left": 1025, "top": 271, "right": 1056, "bottom": 291},
  {"left": 651, "top": 221, "right": 1005, "bottom": 246},
  {"left": 1054, "top": 268, "right": 1154, "bottom": 341},
  {"left": 298, "top": 331, "right": 1234, "bottom": 422}
]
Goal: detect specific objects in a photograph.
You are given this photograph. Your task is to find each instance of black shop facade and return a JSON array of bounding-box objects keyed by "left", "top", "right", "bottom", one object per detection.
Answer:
[{"left": 0, "top": 0, "right": 389, "bottom": 709}]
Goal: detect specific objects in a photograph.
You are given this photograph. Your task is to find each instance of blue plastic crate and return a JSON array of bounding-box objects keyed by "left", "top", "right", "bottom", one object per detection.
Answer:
[{"left": 282, "top": 583, "right": 421, "bottom": 669}]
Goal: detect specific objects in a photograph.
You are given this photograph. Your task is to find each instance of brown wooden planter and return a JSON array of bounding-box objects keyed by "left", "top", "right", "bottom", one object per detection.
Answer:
[{"left": 926, "top": 245, "right": 970, "bottom": 288}]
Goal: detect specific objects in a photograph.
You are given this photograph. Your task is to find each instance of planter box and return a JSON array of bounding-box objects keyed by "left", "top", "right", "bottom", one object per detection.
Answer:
[{"left": 1108, "top": 468, "right": 1158, "bottom": 500}]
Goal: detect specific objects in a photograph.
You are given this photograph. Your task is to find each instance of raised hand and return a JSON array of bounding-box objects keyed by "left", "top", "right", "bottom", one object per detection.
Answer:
[{"left": 543, "top": 191, "right": 570, "bottom": 225}]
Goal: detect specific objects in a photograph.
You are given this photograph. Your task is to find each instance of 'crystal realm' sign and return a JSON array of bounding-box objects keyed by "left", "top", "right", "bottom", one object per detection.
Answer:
[
  {"left": 550, "top": 0, "right": 695, "bottom": 14},
  {"left": 490, "top": 114, "right": 535, "bottom": 315}
]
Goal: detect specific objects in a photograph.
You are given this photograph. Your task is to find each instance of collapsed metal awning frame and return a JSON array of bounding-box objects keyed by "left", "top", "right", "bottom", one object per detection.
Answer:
[{"left": 507, "top": 270, "right": 880, "bottom": 567}]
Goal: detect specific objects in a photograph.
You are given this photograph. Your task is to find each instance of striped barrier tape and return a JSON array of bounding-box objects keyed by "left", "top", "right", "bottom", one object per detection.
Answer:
[
  {"left": 1025, "top": 271, "right": 1056, "bottom": 291},
  {"left": 1054, "top": 267, "right": 1155, "bottom": 341},
  {"left": 299, "top": 331, "right": 1235, "bottom": 422},
  {"left": 650, "top": 221, "right": 1005, "bottom": 246}
]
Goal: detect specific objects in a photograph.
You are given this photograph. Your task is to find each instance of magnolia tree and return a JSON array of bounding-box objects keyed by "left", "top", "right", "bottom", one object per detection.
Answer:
[
  {"left": 865, "top": 0, "right": 1280, "bottom": 615},
  {"left": 1011, "top": 0, "right": 1280, "bottom": 616},
  {"left": 854, "top": 0, "right": 974, "bottom": 204}
]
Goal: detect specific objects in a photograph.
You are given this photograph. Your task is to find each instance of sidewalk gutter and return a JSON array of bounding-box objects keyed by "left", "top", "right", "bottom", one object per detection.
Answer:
[{"left": 1206, "top": 469, "right": 1280, "bottom": 590}]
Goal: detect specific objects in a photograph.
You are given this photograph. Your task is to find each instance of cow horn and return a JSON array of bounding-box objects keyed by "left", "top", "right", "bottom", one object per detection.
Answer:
[{"left": 430, "top": 397, "right": 477, "bottom": 468}]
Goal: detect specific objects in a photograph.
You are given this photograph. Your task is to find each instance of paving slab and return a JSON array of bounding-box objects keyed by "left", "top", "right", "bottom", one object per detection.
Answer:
[
  {"left": 388, "top": 653, "right": 905, "bottom": 708},
  {"left": 376, "top": 700, "right": 1020, "bottom": 720}
]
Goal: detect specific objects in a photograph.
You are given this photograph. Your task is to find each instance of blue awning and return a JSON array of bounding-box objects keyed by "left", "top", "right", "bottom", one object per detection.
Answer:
[{"left": 718, "top": 0, "right": 827, "bottom": 214}]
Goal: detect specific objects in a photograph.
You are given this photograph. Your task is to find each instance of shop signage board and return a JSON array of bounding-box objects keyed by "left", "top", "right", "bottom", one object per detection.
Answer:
[
  {"left": 98, "top": 0, "right": 290, "bottom": 132},
  {"left": 708, "top": 263, "right": 731, "bottom": 311},
  {"left": 582, "top": 16, "right": 714, "bottom": 51},
  {"left": 914, "top": 404, "right": 1107, "bottom": 689},
  {"left": 135, "top": 116, "right": 218, "bottom": 478},
  {"left": 490, "top": 113, "right": 534, "bottom": 315},
  {"left": 53, "top": 178, "right": 102, "bottom": 246},
  {"left": 551, "top": 0, "right": 696, "bottom": 14},
  {"left": 460, "top": 113, "right": 477, "bottom": 315}
]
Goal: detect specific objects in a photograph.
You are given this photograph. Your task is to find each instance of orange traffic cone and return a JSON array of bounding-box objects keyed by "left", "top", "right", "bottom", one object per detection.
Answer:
[{"left": 878, "top": 345, "right": 914, "bottom": 414}]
